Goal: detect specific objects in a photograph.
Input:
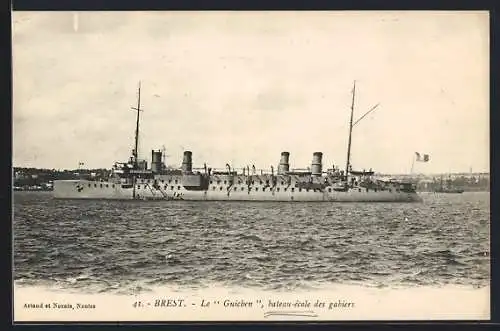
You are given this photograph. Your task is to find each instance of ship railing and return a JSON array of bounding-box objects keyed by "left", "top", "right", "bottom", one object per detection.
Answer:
[
  {"left": 193, "top": 166, "right": 289, "bottom": 176},
  {"left": 192, "top": 166, "right": 341, "bottom": 176},
  {"left": 191, "top": 166, "right": 343, "bottom": 177},
  {"left": 130, "top": 169, "right": 153, "bottom": 174}
]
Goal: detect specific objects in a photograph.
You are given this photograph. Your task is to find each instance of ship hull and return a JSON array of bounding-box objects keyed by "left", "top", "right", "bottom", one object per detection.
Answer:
[{"left": 54, "top": 180, "right": 422, "bottom": 202}]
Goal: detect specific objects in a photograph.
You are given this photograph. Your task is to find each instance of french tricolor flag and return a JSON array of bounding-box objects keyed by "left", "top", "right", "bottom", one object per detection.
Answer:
[{"left": 415, "top": 152, "right": 430, "bottom": 162}]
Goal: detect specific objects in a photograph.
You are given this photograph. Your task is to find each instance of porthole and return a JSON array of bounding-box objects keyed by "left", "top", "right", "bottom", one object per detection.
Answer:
[
  {"left": 175, "top": 180, "right": 178, "bottom": 184},
  {"left": 137, "top": 185, "right": 140, "bottom": 189},
  {"left": 171, "top": 186, "right": 174, "bottom": 190},
  {"left": 277, "top": 188, "right": 280, "bottom": 192},
  {"left": 281, "top": 181, "right": 284, "bottom": 185},
  {"left": 224, "top": 180, "right": 227, "bottom": 184},
  {"left": 94, "top": 184, "right": 97, "bottom": 187},
  {"left": 263, "top": 187, "right": 266, "bottom": 192},
  {"left": 112, "top": 184, "right": 115, "bottom": 188},
  {"left": 328, "top": 188, "right": 332, "bottom": 192},
  {"left": 100, "top": 184, "right": 103, "bottom": 188},
  {"left": 284, "top": 188, "right": 287, "bottom": 192},
  {"left": 106, "top": 184, "right": 109, "bottom": 188},
  {"left": 241, "top": 187, "right": 244, "bottom": 191},
  {"left": 210, "top": 181, "right": 213, "bottom": 184},
  {"left": 291, "top": 188, "right": 295, "bottom": 192},
  {"left": 255, "top": 187, "right": 258, "bottom": 191},
  {"left": 220, "top": 187, "right": 223, "bottom": 191},
  {"left": 299, "top": 188, "right": 302, "bottom": 192},
  {"left": 88, "top": 184, "right": 91, "bottom": 187}
]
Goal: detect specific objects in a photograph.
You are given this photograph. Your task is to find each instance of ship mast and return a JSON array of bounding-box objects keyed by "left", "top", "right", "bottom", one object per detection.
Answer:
[
  {"left": 344, "top": 81, "right": 356, "bottom": 189},
  {"left": 131, "top": 81, "right": 142, "bottom": 167},
  {"left": 130, "top": 81, "right": 143, "bottom": 200},
  {"left": 343, "top": 81, "right": 379, "bottom": 190}
]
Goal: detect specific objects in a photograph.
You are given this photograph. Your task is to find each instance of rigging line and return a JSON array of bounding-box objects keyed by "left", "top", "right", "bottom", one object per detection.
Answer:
[{"left": 352, "top": 103, "right": 380, "bottom": 128}]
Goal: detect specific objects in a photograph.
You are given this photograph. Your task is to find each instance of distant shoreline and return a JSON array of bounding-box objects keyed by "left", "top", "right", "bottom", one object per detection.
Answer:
[{"left": 13, "top": 187, "right": 53, "bottom": 192}]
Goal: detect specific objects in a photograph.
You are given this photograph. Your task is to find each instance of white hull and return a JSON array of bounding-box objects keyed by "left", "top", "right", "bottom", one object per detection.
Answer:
[{"left": 54, "top": 180, "right": 422, "bottom": 202}]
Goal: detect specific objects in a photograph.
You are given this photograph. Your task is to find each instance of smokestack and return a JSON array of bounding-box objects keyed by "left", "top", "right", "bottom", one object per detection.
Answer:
[
  {"left": 182, "top": 151, "right": 193, "bottom": 174},
  {"left": 151, "top": 150, "right": 162, "bottom": 173},
  {"left": 278, "top": 152, "right": 290, "bottom": 175},
  {"left": 311, "top": 152, "right": 323, "bottom": 176}
]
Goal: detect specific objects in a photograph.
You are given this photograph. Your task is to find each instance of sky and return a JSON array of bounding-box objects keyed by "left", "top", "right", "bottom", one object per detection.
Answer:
[{"left": 12, "top": 11, "right": 489, "bottom": 174}]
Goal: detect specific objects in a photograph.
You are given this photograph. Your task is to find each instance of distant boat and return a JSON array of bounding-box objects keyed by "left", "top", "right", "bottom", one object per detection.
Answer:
[
  {"left": 434, "top": 175, "right": 464, "bottom": 194},
  {"left": 434, "top": 187, "right": 464, "bottom": 194}
]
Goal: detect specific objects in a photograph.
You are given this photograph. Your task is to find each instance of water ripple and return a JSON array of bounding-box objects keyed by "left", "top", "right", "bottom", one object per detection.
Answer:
[{"left": 13, "top": 191, "right": 490, "bottom": 293}]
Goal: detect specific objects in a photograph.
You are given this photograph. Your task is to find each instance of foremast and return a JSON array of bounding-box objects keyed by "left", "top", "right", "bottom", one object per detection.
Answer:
[
  {"left": 130, "top": 82, "right": 143, "bottom": 199},
  {"left": 131, "top": 82, "right": 142, "bottom": 167}
]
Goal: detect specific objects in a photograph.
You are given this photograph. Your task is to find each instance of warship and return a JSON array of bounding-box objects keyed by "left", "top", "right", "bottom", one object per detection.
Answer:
[{"left": 53, "top": 82, "right": 422, "bottom": 202}]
